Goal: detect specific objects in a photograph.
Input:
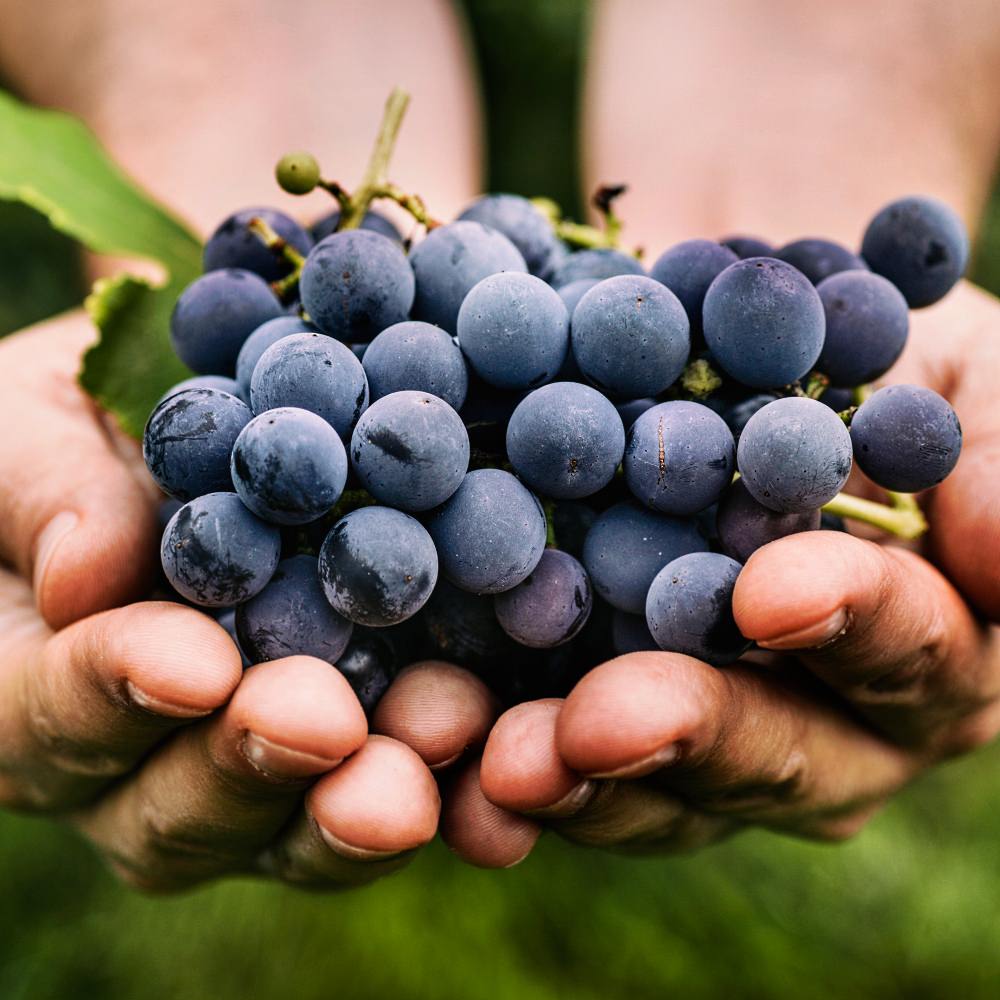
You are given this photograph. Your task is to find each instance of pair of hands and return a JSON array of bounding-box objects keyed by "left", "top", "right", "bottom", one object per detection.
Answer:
[{"left": 1, "top": 284, "right": 998, "bottom": 890}]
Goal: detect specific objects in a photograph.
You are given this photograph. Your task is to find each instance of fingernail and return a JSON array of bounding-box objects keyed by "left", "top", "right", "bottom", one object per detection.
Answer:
[
  {"left": 242, "top": 732, "right": 343, "bottom": 780},
  {"left": 318, "top": 827, "right": 402, "bottom": 862},
  {"left": 526, "top": 780, "right": 596, "bottom": 818},
  {"left": 756, "top": 608, "right": 849, "bottom": 651},
  {"left": 125, "top": 680, "right": 214, "bottom": 719},
  {"left": 588, "top": 743, "right": 679, "bottom": 780},
  {"left": 33, "top": 511, "right": 78, "bottom": 593},
  {"left": 429, "top": 750, "right": 464, "bottom": 772}
]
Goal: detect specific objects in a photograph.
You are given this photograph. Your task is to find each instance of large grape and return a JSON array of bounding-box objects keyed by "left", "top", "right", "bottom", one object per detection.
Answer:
[
  {"left": 716, "top": 478, "right": 821, "bottom": 562},
  {"left": 775, "top": 238, "right": 868, "bottom": 285},
  {"left": 335, "top": 627, "right": 402, "bottom": 714},
  {"left": 310, "top": 209, "right": 402, "bottom": 244},
  {"left": 158, "top": 375, "right": 243, "bottom": 406},
  {"left": 720, "top": 235, "right": 774, "bottom": 259},
  {"left": 235, "top": 316, "right": 311, "bottom": 399},
  {"left": 549, "top": 248, "right": 644, "bottom": 288},
  {"left": 458, "top": 193, "right": 559, "bottom": 276},
  {"left": 722, "top": 392, "right": 780, "bottom": 444},
  {"left": 649, "top": 238, "right": 738, "bottom": 332},
  {"left": 557, "top": 278, "right": 599, "bottom": 317},
  {"left": 204, "top": 207, "right": 313, "bottom": 281}
]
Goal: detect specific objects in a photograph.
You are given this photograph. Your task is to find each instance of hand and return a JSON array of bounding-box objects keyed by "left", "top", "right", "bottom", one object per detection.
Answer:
[
  {"left": 0, "top": 314, "right": 451, "bottom": 891},
  {"left": 428, "top": 281, "right": 1000, "bottom": 866}
]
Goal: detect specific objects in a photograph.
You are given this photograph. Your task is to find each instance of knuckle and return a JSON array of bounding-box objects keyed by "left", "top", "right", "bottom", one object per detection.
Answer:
[
  {"left": 805, "top": 806, "right": 881, "bottom": 843},
  {"left": 137, "top": 797, "right": 220, "bottom": 861}
]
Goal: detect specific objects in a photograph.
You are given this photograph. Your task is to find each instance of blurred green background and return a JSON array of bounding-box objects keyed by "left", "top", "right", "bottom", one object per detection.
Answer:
[{"left": 2, "top": 1, "right": 1000, "bottom": 997}]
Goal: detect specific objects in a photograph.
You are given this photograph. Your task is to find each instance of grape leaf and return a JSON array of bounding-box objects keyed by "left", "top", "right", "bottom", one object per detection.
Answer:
[{"left": 0, "top": 88, "right": 202, "bottom": 436}]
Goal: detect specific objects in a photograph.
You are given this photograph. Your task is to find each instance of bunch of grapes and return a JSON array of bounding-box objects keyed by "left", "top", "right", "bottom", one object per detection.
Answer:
[{"left": 145, "top": 95, "right": 966, "bottom": 713}]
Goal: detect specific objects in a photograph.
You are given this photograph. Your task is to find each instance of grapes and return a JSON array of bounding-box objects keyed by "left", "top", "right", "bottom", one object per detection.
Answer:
[
  {"left": 645, "top": 552, "right": 750, "bottom": 666},
  {"left": 158, "top": 375, "right": 243, "bottom": 407},
  {"left": 624, "top": 401, "right": 735, "bottom": 515},
  {"left": 457, "top": 272, "right": 570, "bottom": 390},
  {"left": 506, "top": 382, "right": 625, "bottom": 499},
  {"left": 275, "top": 153, "right": 321, "bottom": 195},
  {"left": 171, "top": 269, "right": 283, "bottom": 375},
  {"left": 310, "top": 209, "right": 402, "bottom": 244},
  {"left": 722, "top": 392, "right": 780, "bottom": 443},
  {"left": 861, "top": 196, "right": 969, "bottom": 307},
  {"left": 775, "top": 238, "right": 868, "bottom": 285},
  {"left": 161, "top": 492, "right": 281, "bottom": 607},
  {"left": 234, "top": 316, "right": 311, "bottom": 399},
  {"left": 318, "top": 506, "right": 438, "bottom": 626},
  {"left": 458, "top": 193, "right": 559, "bottom": 276},
  {"left": 300, "top": 230, "right": 415, "bottom": 342},
  {"left": 426, "top": 468, "right": 547, "bottom": 594},
  {"left": 350, "top": 391, "right": 469, "bottom": 511},
  {"left": 548, "top": 248, "right": 645, "bottom": 288},
  {"left": 410, "top": 221, "right": 527, "bottom": 333},
  {"left": 423, "top": 580, "right": 518, "bottom": 665},
  {"left": 720, "top": 235, "right": 774, "bottom": 259},
  {"left": 335, "top": 627, "right": 401, "bottom": 714},
  {"left": 649, "top": 238, "right": 738, "bottom": 331},
  {"left": 494, "top": 549, "right": 593, "bottom": 648},
  {"left": 144, "top": 388, "right": 252, "bottom": 501},
  {"left": 850, "top": 384, "right": 962, "bottom": 492},
  {"left": 250, "top": 332, "right": 369, "bottom": 440},
  {"left": 235, "top": 555, "right": 353, "bottom": 664},
  {"left": 571, "top": 275, "right": 690, "bottom": 398},
  {"left": 737, "top": 397, "right": 853, "bottom": 513},
  {"left": 611, "top": 609, "right": 658, "bottom": 655},
  {"left": 615, "top": 397, "right": 658, "bottom": 431},
  {"left": 703, "top": 258, "right": 825, "bottom": 388},
  {"left": 362, "top": 321, "right": 468, "bottom": 409},
  {"left": 815, "top": 271, "right": 910, "bottom": 387},
  {"left": 203, "top": 208, "right": 313, "bottom": 282},
  {"left": 716, "top": 478, "right": 821, "bottom": 562},
  {"left": 557, "top": 278, "right": 599, "bottom": 317},
  {"left": 582, "top": 500, "right": 708, "bottom": 614},
  {"left": 231, "top": 407, "right": 348, "bottom": 525}
]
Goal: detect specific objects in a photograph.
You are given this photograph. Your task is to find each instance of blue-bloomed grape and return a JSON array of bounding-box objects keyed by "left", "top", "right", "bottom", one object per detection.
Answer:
[
  {"left": 611, "top": 609, "right": 658, "bottom": 655},
  {"left": 571, "top": 275, "right": 690, "bottom": 398},
  {"left": 819, "top": 386, "right": 855, "bottom": 413},
  {"left": 457, "top": 272, "right": 569, "bottom": 390},
  {"left": 235, "top": 316, "right": 311, "bottom": 399},
  {"left": 250, "top": 332, "right": 368, "bottom": 440},
  {"left": 645, "top": 552, "right": 750, "bottom": 666},
  {"left": 506, "top": 382, "right": 625, "bottom": 499},
  {"left": 161, "top": 492, "right": 280, "bottom": 607},
  {"left": 170, "top": 269, "right": 283, "bottom": 375},
  {"left": 335, "top": 626, "right": 401, "bottom": 714},
  {"left": 738, "top": 397, "right": 853, "bottom": 513},
  {"left": 775, "top": 238, "right": 869, "bottom": 285},
  {"left": 816, "top": 271, "right": 910, "bottom": 387},
  {"left": 649, "top": 239, "right": 738, "bottom": 332},
  {"left": 703, "top": 258, "right": 825, "bottom": 388},
  {"left": 549, "top": 248, "right": 645, "bottom": 288},
  {"left": 144, "top": 388, "right": 251, "bottom": 501},
  {"left": 422, "top": 580, "right": 519, "bottom": 665},
  {"left": 849, "top": 384, "right": 962, "bottom": 492},
  {"left": 362, "top": 321, "right": 468, "bottom": 409},
  {"left": 158, "top": 375, "right": 243, "bottom": 406},
  {"left": 582, "top": 500, "right": 708, "bottom": 614},
  {"left": 494, "top": 549, "right": 592, "bottom": 648},
  {"left": 235, "top": 554, "right": 353, "bottom": 664},
  {"left": 319, "top": 506, "right": 438, "bottom": 626},
  {"left": 457, "top": 372, "right": 523, "bottom": 454},
  {"left": 557, "top": 278, "right": 599, "bottom": 317},
  {"left": 157, "top": 498, "right": 184, "bottom": 532},
  {"left": 716, "top": 478, "right": 821, "bottom": 562},
  {"left": 720, "top": 235, "right": 774, "bottom": 259},
  {"left": 410, "top": 221, "right": 527, "bottom": 333},
  {"left": 860, "top": 196, "right": 968, "bottom": 307},
  {"left": 458, "top": 194, "right": 559, "bottom": 276},
  {"left": 204, "top": 207, "right": 314, "bottom": 282},
  {"left": 615, "top": 397, "right": 658, "bottom": 431},
  {"left": 310, "top": 209, "right": 402, "bottom": 244},
  {"left": 722, "top": 392, "right": 780, "bottom": 443},
  {"left": 426, "top": 468, "right": 547, "bottom": 594},
  {"left": 300, "top": 230, "right": 415, "bottom": 343},
  {"left": 350, "top": 391, "right": 469, "bottom": 511},
  {"left": 549, "top": 501, "right": 598, "bottom": 560},
  {"left": 624, "top": 401, "right": 735, "bottom": 515},
  {"left": 214, "top": 609, "right": 252, "bottom": 667},
  {"left": 231, "top": 407, "right": 348, "bottom": 525}
]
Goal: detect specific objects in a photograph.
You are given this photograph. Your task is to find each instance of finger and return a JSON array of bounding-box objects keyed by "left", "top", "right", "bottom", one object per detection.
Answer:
[
  {"left": 372, "top": 660, "right": 498, "bottom": 771},
  {"left": 0, "top": 600, "right": 242, "bottom": 811},
  {"left": 556, "top": 653, "right": 917, "bottom": 836},
  {"left": 733, "top": 531, "right": 1000, "bottom": 750},
  {"left": 262, "top": 736, "right": 440, "bottom": 888},
  {"left": 439, "top": 758, "right": 541, "bottom": 869},
  {"left": 74, "top": 656, "right": 367, "bottom": 891},
  {"left": 0, "top": 315, "right": 159, "bottom": 628}
]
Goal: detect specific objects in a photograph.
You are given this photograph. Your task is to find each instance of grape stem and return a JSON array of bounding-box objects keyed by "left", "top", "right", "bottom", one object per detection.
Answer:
[
  {"left": 822, "top": 490, "right": 928, "bottom": 540},
  {"left": 247, "top": 216, "right": 307, "bottom": 269},
  {"left": 372, "top": 182, "right": 441, "bottom": 229}
]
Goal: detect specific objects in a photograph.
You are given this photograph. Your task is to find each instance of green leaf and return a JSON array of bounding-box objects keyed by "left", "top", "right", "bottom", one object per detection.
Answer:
[{"left": 0, "top": 88, "right": 203, "bottom": 435}]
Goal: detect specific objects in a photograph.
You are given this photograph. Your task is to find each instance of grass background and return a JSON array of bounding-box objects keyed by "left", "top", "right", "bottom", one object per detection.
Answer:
[{"left": 2, "top": 1, "right": 1000, "bottom": 996}]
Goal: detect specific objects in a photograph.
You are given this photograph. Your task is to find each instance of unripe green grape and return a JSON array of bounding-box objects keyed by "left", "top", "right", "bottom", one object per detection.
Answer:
[{"left": 276, "top": 152, "right": 320, "bottom": 195}]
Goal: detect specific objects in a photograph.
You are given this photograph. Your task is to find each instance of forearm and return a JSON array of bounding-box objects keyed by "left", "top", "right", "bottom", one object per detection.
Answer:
[{"left": 585, "top": 0, "right": 1000, "bottom": 249}]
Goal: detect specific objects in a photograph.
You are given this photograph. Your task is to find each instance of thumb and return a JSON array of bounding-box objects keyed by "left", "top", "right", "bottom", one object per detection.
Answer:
[{"left": 0, "top": 313, "right": 159, "bottom": 629}]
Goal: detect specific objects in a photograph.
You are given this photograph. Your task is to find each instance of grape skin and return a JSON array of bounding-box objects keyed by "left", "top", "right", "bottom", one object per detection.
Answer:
[
  {"left": 362, "top": 321, "right": 469, "bottom": 409},
  {"left": 157, "top": 375, "right": 243, "bottom": 407},
  {"left": 557, "top": 278, "right": 600, "bottom": 317},
  {"left": 850, "top": 384, "right": 962, "bottom": 492},
  {"left": 582, "top": 500, "right": 708, "bottom": 614},
  {"left": 649, "top": 238, "right": 738, "bottom": 332},
  {"left": 716, "top": 478, "right": 821, "bottom": 563},
  {"left": 310, "top": 209, "right": 402, "bottom": 244},
  {"left": 319, "top": 506, "right": 438, "bottom": 626},
  {"left": 737, "top": 397, "right": 853, "bottom": 513},
  {"left": 235, "top": 316, "right": 311, "bottom": 399},
  {"left": 457, "top": 193, "right": 560, "bottom": 276},
  {"left": 143, "top": 388, "right": 252, "bottom": 501},
  {"left": 335, "top": 626, "right": 401, "bottom": 714},
  {"left": 231, "top": 407, "right": 348, "bottom": 525},
  {"left": 720, "top": 235, "right": 774, "bottom": 259},
  {"left": 494, "top": 549, "right": 593, "bottom": 648},
  {"left": 204, "top": 207, "right": 314, "bottom": 282},
  {"left": 235, "top": 555, "right": 353, "bottom": 665},
  {"left": 645, "top": 552, "right": 750, "bottom": 667},
  {"left": 426, "top": 468, "right": 547, "bottom": 595},
  {"left": 161, "top": 492, "right": 281, "bottom": 608},
  {"left": 611, "top": 609, "right": 658, "bottom": 655},
  {"left": 350, "top": 391, "right": 470, "bottom": 512},
  {"left": 722, "top": 392, "right": 781, "bottom": 444},
  {"left": 571, "top": 275, "right": 690, "bottom": 398},
  {"left": 548, "top": 248, "right": 645, "bottom": 289},
  {"left": 775, "top": 238, "right": 869, "bottom": 285},
  {"left": 506, "top": 382, "right": 625, "bottom": 499},
  {"left": 615, "top": 397, "right": 658, "bottom": 431},
  {"left": 624, "top": 401, "right": 735, "bottom": 516}
]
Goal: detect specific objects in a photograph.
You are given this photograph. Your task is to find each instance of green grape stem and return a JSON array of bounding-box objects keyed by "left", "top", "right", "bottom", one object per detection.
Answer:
[{"left": 822, "top": 490, "right": 928, "bottom": 540}]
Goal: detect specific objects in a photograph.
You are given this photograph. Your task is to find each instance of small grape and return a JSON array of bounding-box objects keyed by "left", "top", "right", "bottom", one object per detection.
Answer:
[{"left": 275, "top": 152, "right": 321, "bottom": 195}]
